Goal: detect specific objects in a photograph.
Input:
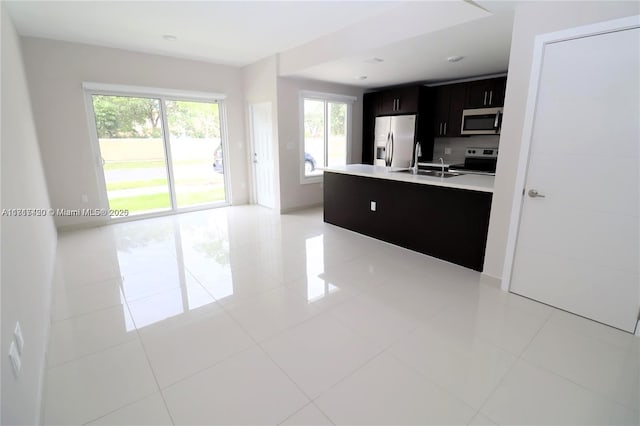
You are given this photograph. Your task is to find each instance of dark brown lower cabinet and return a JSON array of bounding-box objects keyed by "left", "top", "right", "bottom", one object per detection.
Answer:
[{"left": 323, "top": 172, "right": 492, "bottom": 271}]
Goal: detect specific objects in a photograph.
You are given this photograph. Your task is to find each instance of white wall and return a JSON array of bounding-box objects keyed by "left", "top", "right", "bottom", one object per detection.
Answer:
[
  {"left": 276, "top": 77, "right": 364, "bottom": 212},
  {"left": 1, "top": 9, "right": 58, "bottom": 425},
  {"left": 483, "top": 1, "right": 640, "bottom": 280},
  {"left": 20, "top": 37, "right": 249, "bottom": 229},
  {"left": 242, "top": 55, "right": 281, "bottom": 211}
]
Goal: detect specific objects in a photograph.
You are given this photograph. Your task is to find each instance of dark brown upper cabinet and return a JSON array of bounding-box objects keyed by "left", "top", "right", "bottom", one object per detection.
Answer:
[
  {"left": 464, "top": 77, "right": 507, "bottom": 109},
  {"left": 378, "top": 86, "right": 420, "bottom": 115},
  {"left": 433, "top": 83, "right": 466, "bottom": 137}
]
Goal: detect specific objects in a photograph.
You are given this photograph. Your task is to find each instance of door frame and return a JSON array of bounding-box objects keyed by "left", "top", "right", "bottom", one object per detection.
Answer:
[
  {"left": 501, "top": 15, "right": 640, "bottom": 292},
  {"left": 82, "top": 82, "right": 232, "bottom": 223}
]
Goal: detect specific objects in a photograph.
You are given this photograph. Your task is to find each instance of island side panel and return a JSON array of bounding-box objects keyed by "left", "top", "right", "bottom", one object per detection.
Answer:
[{"left": 323, "top": 171, "right": 492, "bottom": 271}]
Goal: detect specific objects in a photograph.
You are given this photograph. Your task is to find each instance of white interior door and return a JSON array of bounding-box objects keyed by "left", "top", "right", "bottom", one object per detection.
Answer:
[
  {"left": 510, "top": 26, "right": 639, "bottom": 332},
  {"left": 250, "top": 102, "right": 275, "bottom": 209}
]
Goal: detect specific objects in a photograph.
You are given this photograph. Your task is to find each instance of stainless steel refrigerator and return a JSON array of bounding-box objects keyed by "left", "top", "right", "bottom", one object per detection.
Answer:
[{"left": 374, "top": 115, "right": 417, "bottom": 167}]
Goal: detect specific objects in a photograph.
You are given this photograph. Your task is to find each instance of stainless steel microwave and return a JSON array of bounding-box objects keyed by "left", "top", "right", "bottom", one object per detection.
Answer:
[{"left": 461, "top": 107, "right": 503, "bottom": 135}]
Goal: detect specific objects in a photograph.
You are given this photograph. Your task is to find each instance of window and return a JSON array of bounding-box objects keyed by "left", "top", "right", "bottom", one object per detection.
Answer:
[
  {"left": 301, "top": 92, "right": 355, "bottom": 182},
  {"left": 84, "top": 83, "right": 229, "bottom": 219}
]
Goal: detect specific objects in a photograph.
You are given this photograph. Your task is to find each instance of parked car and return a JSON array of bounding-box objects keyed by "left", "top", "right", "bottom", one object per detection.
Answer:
[
  {"left": 213, "top": 148, "right": 316, "bottom": 174},
  {"left": 304, "top": 152, "right": 316, "bottom": 174}
]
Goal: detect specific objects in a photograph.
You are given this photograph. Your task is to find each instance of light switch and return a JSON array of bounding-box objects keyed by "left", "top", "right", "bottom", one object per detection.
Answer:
[
  {"left": 370, "top": 201, "right": 376, "bottom": 211},
  {"left": 9, "top": 341, "right": 21, "bottom": 377}
]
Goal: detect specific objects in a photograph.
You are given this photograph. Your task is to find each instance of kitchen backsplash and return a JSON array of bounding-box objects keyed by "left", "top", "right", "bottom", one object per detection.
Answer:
[{"left": 431, "top": 135, "right": 501, "bottom": 165}]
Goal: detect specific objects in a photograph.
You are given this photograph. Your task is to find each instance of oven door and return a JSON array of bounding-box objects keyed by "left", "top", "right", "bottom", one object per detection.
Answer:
[{"left": 461, "top": 107, "right": 502, "bottom": 135}]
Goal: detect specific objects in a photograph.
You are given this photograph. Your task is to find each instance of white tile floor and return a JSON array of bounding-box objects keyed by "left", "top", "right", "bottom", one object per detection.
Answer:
[{"left": 44, "top": 206, "right": 640, "bottom": 425}]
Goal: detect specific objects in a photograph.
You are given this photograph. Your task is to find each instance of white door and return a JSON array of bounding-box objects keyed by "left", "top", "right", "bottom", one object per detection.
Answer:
[
  {"left": 510, "top": 25, "right": 640, "bottom": 332},
  {"left": 250, "top": 102, "right": 275, "bottom": 209}
]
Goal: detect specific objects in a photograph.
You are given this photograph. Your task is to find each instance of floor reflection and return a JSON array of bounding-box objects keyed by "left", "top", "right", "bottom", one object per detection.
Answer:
[{"left": 304, "top": 234, "right": 340, "bottom": 302}]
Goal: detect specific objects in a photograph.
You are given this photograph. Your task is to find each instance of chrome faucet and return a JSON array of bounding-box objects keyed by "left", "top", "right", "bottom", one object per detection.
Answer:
[
  {"left": 439, "top": 157, "right": 445, "bottom": 174},
  {"left": 412, "top": 143, "right": 421, "bottom": 174}
]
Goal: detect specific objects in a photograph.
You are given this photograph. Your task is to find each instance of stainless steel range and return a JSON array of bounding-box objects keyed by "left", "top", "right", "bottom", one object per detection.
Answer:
[{"left": 448, "top": 147, "right": 498, "bottom": 175}]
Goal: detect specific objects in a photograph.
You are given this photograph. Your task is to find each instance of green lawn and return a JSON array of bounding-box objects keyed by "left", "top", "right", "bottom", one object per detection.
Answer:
[
  {"left": 103, "top": 159, "right": 206, "bottom": 170},
  {"left": 106, "top": 178, "right": 215, "bottom": 191},
  {"left": 109, "top": 187, "right": 226, "bottom": 213},
  {"left": 106, "top": 178, "right": 168, "bottom": 191}
]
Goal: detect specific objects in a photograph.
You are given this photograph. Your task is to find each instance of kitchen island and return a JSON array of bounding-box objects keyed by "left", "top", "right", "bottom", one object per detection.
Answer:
[{"left": 323, "top": 164, "right": 494, "bottom": 271}]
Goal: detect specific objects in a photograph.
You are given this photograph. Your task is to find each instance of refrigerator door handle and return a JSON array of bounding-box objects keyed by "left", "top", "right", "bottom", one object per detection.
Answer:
[
  {"left": 388, "top": 132, "right": 394, "bottom": 166},
  {"left": 384, "top": 132, "right": 391, "bottom": 165}
]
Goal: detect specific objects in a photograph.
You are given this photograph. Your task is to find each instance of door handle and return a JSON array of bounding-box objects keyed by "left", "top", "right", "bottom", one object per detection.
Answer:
[
  {"left": 489, "top": 90, "right": 493, "bottom": 105},
  {"left": 483, "top": 91, "right": 488, "bottom": 105},
  {"left": 388, "top": 133, "right": 394, "bottom": 166},
  {"left": 385, "top": 132, "right": 391, "bottom": 165},
  {"left": 528, "top": 189, "right": 546, "bottom": 198},
  {"left": 494, "top": 111, "right": 501, "bottom": 128},
  {"left": 439, "top": 122, "right": 443, "bottom": 136},
  {"left": 443, "top": 122, "right": 447, "bottom": 135},
  {"left": 396, "top": 98, "right": 400, "bottom": 111}
]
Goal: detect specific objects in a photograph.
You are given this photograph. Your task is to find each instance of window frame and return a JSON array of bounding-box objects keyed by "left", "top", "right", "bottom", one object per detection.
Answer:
[
  {"left": 82, "top": 82, "right": 231, "bottom": 222},
  {"left": 299, "top": 90, "right": 356, "bottom": 184}
]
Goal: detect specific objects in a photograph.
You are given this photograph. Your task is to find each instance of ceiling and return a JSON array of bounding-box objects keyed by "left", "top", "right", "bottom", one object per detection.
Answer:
[
  {"left": 5, "top": 1, "right": 516, "bottom": 87},
  {"left": 291, "top": 10, "right": 514, "bottom": 87},
  {"left": 5, "top": 1, "right": 402, "bottom": 66}
]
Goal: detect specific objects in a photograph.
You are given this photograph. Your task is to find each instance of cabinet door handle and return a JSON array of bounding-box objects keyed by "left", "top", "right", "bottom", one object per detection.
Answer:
[
  {"left": 489, "top": 90, "right": 493, "bottom": 105},
  {"left": 483, "top": 91, "right": 488, "bottom": 105},
  {"left": 439, "top": 122, "right": 443, "bottom": 136},
  {"left": 443, "top": 122, "right": 447, "bottom": 135},
  {"left": 396, "top": 98, "right": 400, "bottom": 111}
]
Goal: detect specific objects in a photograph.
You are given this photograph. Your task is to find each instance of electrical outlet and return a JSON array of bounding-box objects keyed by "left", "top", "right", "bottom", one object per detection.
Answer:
[
  {"left": 14, "top": 322, "right": 24, "bottom": 354},
  {"left": 370, "top": 201, "right": 376, "bottom": 212},
  {"left": 9, "top": 341, "right": 21, "bottom": 377},
  {"left": 444, "top": 147, "right": 452, "bottom": 155}
]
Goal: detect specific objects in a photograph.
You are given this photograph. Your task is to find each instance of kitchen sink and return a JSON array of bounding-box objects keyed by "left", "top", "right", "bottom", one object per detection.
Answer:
[{"left": 394, "top": 169, "right": 462, "bottom": 178}]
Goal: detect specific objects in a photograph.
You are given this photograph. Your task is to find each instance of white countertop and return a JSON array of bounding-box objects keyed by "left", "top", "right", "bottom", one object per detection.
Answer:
[{"left": 323, "top": 164, "right": 494, "bottom": 193}]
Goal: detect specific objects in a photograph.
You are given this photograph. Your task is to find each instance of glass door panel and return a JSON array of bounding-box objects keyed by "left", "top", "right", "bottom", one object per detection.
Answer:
[
  {"left": 165, "top": 100, "right": 227, "bottom": 208},
  {"left": 91, "top": 95, "right": 171, "bottom": 216},
  {"left": 328, "top": 102, "right": 347, "bottom": 167},
  {"left": 303, "top": 99, "right": 325, "bottom": 177}
]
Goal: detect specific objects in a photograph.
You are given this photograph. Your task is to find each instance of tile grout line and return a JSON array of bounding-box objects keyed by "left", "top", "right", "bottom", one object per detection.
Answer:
[
  {"left": 470, "top": 309, "right": 554, "bottom": 423},
  {"left": 518, "top": 357, "right": 640, "bottom": 415},
  {"left": 206, "top": 289, "right": 322, "bottom": 424},
  {"left": 382, "top": 348, "right": 480, "bottom": 424},
  {"left": 122, "top": 296, "right": 177, "bottom": 426}
]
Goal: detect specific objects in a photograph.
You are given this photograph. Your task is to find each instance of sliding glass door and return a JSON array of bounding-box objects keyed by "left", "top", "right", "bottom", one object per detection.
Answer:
[
  {"left": 165, "top": 100, "right": 226, "bottom": 208},
  {"left": 89, "top": 92, "right": 227, "bottom": 218},
  {"left": 92, "top": 95, "right": 172, "bottom": 215}
]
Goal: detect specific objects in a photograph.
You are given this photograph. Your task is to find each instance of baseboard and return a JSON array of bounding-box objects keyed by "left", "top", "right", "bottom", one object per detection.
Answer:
[
  {"left": 480, "top": 272, "right": 502, "bottom": 289},
  {"left": 280, "top": 202, "right": 323, "bottom": 215},
  {"left": 56, "top": 220, "right": 106, "bottom": 233}
]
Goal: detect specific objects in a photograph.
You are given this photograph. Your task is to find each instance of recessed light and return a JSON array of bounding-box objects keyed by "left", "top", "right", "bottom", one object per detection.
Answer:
[
  {"left": 163, "top": 34, "right": 177, "bottom": 41},
  {"left": 447, "top": 56, "right": 464, "bottom": 63},
  {"left": 356, "top": 75, "right": 368, "bottom": 80}
]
